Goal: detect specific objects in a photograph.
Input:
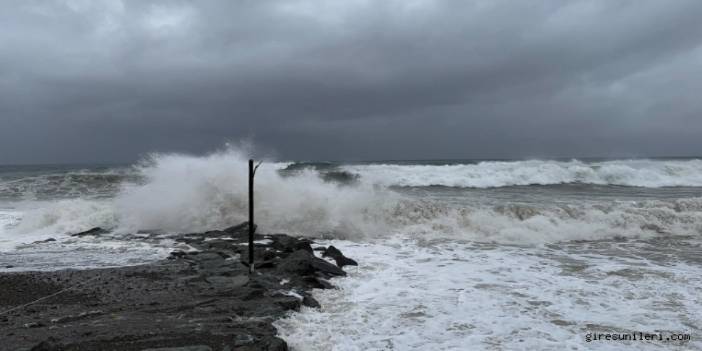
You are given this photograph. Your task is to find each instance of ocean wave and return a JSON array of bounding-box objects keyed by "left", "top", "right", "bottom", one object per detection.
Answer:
[
  {"left": 0, "top": 168, "right": 139, "bottom": 200},
  {"left": 6, "top": 149, "right": 702, "bottom": 246},
  {"left": 341, "top": 159, "right": 702, "bottom": 188}
]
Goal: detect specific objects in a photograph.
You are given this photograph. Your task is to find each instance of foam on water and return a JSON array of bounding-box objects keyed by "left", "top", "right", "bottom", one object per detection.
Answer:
[{"left": 275, "top": 237, "right": 702, "bottom": 350}]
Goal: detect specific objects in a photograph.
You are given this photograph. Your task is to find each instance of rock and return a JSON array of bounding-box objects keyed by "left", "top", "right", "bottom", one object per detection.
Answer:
[
  {"left": 70, "top": 227, "right": 109, "bottom": 237},
  {"left": 270, "top": 235, "right": 313, "bottom": 253},
  {"left": 278, "top": 250, "right": 346, "bottom": 277},
  {"left": 205, "top": 275, "right": 249, "bottom": 289},
  {"left": 50, "top": 310, "right": 103, "bottom": 324},
  {"left": 31, "top": 238, "right": 57, "bottom": 244},
  {"left": 141, "top": 347, "right": 212, "bottom": 351},
  {"left": 5, "top": 265, "right": 14, "bottom": 269},
  {"left": 295, "top": 240, "right": 314, "bottom": 253},
  {"left": 274, "top": 296, "right": 302, "bottom": 310},
  {"left": 322, "top": 246, "right": 358, "bottom": 267},
  {"left": 258, "top": 336, "right": 288, "bottom": 351},
  {"left": 24, "top": 322, "right": 45, "bottom": 328},
  {"left": 203, "top": 230, "right": 228, "bottom": 238},
  {"left": 168, "top": 250, "right": 187, "bottom": 259},
  {"left": 304, "top": 277, "right": 335, "bottom": 289},
  {"left": 254, "top": 260, "right": 276, "bottom": 269},
  {"left": 310, "top": 256, "right": 347, "bottom": 277},
  {"left": 223, "top": 222, "right": 253, "bottom": 236},
  {"left": 302, "top": 294, "right": 320, "bottom": 308},
  {"left": 641, "top": 223, "right": 666, "bottom": 234},
  {"left": 29, "top": 338, "right": 62, "bottom": 351},
  {"left": 232, "top": 333, "right": 255, "bottom": 346},
  {"left": 276, "top": 250, "right": 313, "bottom": 275},
  {"left": 260, "top": 249, "right": 278, "bottom": 261}
]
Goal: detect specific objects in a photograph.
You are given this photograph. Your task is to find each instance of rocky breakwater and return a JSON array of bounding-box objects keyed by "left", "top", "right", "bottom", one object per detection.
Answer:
[{"left": 0, "top": 223, "right": 357, "bottom": 351}]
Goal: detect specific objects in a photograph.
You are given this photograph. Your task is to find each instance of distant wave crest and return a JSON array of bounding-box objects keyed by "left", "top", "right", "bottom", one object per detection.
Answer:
[{"left": 340, "top": 159, "right": 702, "bottom": 188}]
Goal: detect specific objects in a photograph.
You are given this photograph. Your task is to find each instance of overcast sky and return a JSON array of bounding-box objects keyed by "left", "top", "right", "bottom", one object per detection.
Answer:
[{"left": 1, "top": 0, "right": 701, "bottom": 163}]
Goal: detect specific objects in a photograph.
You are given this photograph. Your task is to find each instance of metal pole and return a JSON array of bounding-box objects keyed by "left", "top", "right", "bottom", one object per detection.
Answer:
[{"left": 248, "top": 159, "right": 254, "bottom": 274}]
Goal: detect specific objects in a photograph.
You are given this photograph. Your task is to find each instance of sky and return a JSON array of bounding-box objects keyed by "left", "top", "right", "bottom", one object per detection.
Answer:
[{"left": 1, "top": 0, "right": 701, "bottom": 164}]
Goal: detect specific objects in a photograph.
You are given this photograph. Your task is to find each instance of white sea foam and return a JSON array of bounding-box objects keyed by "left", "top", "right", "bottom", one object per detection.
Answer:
[
  {"left": 275, "top": 237, "right": 702, "bottom": 350},
  {"left": 342, "top": 159, "right": 702, "bottom": 188}
]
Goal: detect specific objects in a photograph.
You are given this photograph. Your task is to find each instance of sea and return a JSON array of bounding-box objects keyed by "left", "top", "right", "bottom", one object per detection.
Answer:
[{"left": 1, "top": 147, "right": 700, "bottom": 350}]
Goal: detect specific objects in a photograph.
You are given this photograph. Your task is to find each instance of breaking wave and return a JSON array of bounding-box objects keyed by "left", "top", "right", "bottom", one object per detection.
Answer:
[
  {"left": 340, "top": 159, "right": 702, "bottom": 188},
  {"left": 6, "top": 148, "right": 702, "bottom": 245}
]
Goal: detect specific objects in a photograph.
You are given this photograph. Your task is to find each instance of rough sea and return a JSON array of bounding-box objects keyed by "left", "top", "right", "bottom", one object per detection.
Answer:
[{"left": 1, "top": 148, "right": 701, "bottom": 350}]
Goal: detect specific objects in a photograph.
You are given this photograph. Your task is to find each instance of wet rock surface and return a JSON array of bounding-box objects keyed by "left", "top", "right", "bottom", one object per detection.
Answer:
[
  {"left": 321, "top": 246, "right": 358, "bottom": 268},
  {"left": 0, "top": 224, "right": 354, "bottom": 351}
]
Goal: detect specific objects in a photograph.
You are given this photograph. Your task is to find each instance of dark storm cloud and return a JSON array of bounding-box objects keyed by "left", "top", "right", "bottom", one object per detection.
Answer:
[{"left": 1, "top": 0, "right": 701, "bottom": 163}]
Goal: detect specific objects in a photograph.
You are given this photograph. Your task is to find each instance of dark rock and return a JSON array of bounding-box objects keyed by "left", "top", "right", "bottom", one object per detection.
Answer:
[
  {"left": 168, "top": 250, "right": 188, "bottom": 259},
  {"left": 278, "top": 250, "right": 346, "bottom": 277},
  {"left": 242, "top": 288, "right": 266, "bottom": 300},
  {"left": 261, "top": 249, "right": 278, "bottom": 261},
  {"left": 276, "top": 250, "right": 314, "bottom": 275},
  {"left": 203, "top": 230, "right": 228, "bottom": 237},
  {"left": 205, "top": 275, "right": 249, "bottom": 289},
  {"left": 29, "top": 338, "right": 63, "bottom": 351},
  {"left": 254, "top": 260, "right": 277, "bottom": 269},
  {"left": 322, "top": 246, "right": 358, "bottom": 267},
  {"left": 223, "top": 222, "right": 254, "bottom": 236},
  {"left": 5, "top": 265, "right": 14, "bottom": 269},
  {"left": 274, "top": 296, "right": 302, "bottom": 310},
  {"left": 258, "top": 336, "right": 288, "bottom": 351},
  {"left": 302, "top": 294, "right": 321, "bottom": 308},
  {"left": 70, "top": 227, "right": 109, "bottom": 237},
  {"left": 308, "top": 277, "right": 335, "bottom": 290},
  {"left": 50, "top": 310, "right": 103, "bottom": 324},
  {"left": 310, "top": 256, "right": 347, "bottom": 277},
  {"left": 232, "top": 334, "right": 255, "bottom": 346},
  {"left": 295, "top": 240, "right": 314, "bottom": 253},
  {"left": 136, "top": 229, "right": 166, "bottom": 235},
  {"left": 31, "top": 238, "right": 57, "bottom": 244},
  {"left": 142, "top": 347, "right": 212, "bottom": 351},
  {"left": 270, "top": 235, "right": 313, "bottom": 253}
]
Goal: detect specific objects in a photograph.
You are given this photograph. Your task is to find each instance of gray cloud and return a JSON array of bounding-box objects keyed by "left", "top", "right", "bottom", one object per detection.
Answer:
[{"left": 1, "top": 0, "right": 701, "bottom": 163}]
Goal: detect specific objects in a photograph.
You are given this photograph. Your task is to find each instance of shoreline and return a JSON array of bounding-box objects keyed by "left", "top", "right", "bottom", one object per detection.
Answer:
[{"left": 0, "top": 223, "right": 356, "bottom": 351}]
